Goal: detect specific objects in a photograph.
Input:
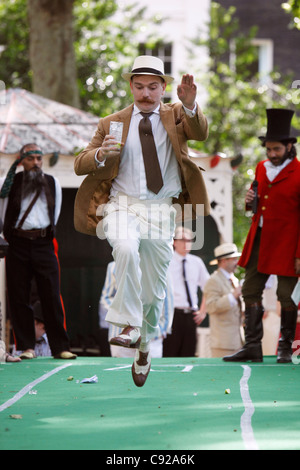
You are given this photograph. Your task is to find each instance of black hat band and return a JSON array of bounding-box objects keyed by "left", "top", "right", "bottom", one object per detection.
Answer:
[
  {"left": 131, "top": 67, "right": 164, "bottom": 76},
  {"left": 215, "top": 250, "right": 236, "bottom": 259}
]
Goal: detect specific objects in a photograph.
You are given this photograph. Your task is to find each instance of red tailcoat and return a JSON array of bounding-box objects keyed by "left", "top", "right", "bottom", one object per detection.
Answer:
[{"left": 238, "top": 158, "right": 300, "bottom": 277}]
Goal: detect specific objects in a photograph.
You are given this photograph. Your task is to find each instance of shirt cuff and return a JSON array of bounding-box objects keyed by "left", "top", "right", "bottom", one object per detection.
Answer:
[
  {"left": 183, "top": 103, "right": 197, "bottom": 117},
  {"left": 95, "top": 148, "right": 106, "bottom": 167}
]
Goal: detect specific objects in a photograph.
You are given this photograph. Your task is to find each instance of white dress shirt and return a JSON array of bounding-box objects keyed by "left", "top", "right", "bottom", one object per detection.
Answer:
[
  {"left": 15, "top": 176, "right": 62, "bottom": 230},
  {"left": 264, "top": 158, "right": 291, "bottom": 182},
  {"left": 169, "top": 251, "right": 210, "bottom": 310},
  {"left": 95, "top": 103, "right": 197, "bottom": 200}
]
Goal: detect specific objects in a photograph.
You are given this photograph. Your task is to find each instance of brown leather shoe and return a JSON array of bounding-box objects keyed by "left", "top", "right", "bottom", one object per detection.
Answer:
[
  {"left": 110, "top": 326, "right": 141, "bottom": 349},
  {"left": 131, "top": 350, "right": 151, "bottom": 387}
]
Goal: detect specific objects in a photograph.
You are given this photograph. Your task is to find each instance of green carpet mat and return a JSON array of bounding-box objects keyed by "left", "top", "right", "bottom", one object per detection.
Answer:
[{"left": 0, "top": 356, "right": 299, "bottom": 450}]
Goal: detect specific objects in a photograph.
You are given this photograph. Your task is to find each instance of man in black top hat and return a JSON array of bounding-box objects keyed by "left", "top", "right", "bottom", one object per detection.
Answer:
[{"left": 223, "top": 108, "right": 300, "bottom": 364}]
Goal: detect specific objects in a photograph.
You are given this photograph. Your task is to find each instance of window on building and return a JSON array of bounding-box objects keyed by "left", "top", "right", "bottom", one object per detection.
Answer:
[
  {"left": 138, "top": 42, "right": 173, "bottom": 102},
  {"left": 230, "top": 38, "right": 273, "bottom": 84},
  {"left": 251, "top": 39, "right": 274, "bottom": 84}
]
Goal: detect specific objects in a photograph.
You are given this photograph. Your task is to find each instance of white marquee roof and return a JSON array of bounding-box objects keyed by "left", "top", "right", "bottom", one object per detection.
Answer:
[{"left": 0, "top": 88, "right": 99, "bottom": 154}]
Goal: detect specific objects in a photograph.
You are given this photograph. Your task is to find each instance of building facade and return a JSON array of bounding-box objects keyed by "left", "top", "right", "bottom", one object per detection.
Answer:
[{"left": 217, "top": 0, "right": 300, "bottom": 82}]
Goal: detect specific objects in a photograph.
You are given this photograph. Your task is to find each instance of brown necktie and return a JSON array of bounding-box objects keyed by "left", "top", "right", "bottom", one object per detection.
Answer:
[{"left": 139, "top": 112, "right": 163, "bottom": 194}]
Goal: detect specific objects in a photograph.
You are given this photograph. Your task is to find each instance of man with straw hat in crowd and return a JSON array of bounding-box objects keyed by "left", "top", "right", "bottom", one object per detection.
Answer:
[
  {"left": 74, "top": 55, "right": 210, "bottom": 386},
  {"left": 203, "top": 242, "right": 243, "bottom": 358}
]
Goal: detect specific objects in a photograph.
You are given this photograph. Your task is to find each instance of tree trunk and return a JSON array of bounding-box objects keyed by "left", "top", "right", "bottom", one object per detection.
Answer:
[{"left": 28, "top": 0, "right": 80, "bottom": 107}]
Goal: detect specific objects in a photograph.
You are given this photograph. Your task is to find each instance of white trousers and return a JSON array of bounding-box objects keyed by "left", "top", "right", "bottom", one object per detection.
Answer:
[{"left": 104, "top": 194, "right": 176, "bottom": 343}]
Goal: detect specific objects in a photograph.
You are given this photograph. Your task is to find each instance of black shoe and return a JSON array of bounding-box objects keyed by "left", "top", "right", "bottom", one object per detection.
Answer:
[
  {"left": 276, "top": 307, "right": 298, "bottom": 364},
  {"left": 277, "top": 307, "right": 298, "bottom": 364},
  {"left": 223, "top": 302, "right": 264, "bottom": 362},
  {"left": 277, "top": 351, "right": 292, "bottom": 363},
  {"left": 223, "top": 345, "right": 263, "bottom": 362}
]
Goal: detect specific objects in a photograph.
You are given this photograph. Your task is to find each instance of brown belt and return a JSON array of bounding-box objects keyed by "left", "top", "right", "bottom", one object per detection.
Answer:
[{"left": 13, "top": 226, "right": 52, "bottom": 240}]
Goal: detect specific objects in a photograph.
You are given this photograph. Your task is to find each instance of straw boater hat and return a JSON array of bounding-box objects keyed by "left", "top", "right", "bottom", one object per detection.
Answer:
[
  {"left": 174, "top": 226, "right": 195, "bottom": 241},
  {"left": 209, "top": 243, "right": 241, "bottom": 266},
  {"left": 122, "top": 55, "right": 174, "bottom": 84}
]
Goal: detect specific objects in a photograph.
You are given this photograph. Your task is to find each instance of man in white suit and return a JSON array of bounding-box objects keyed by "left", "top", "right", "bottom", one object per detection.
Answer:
[{"left": 203, "top": 243, "right": 243, "bottom": 357}]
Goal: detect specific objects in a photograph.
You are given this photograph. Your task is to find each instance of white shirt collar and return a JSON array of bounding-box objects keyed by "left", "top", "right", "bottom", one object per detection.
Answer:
[
  {"left": 133, "top": 104, "right": 160, "bottom": 116},
  {"left": 264, "top": 158, "right": 291, "bottom": 182},
  {"left": 219, "top": 267, "right": 232, "bottom": 280},
  {"left": 173, "top": 250, "right": 188, "bottom": 262}
]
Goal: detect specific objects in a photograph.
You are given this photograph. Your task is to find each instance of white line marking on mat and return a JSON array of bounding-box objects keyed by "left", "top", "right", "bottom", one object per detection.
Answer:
[
  {"left": 104, "top": 364, "right": 196, "bottom": 373},
  {"left": 182, "top": 365, "right": 194, "bottom": 372},
  {"left": 240, "top": 365, "right": 259, "bottom": 450},
  {"left": 104, "top": 365, "right": 132, "bottom": 371},
  {"left": 0, "top": 363, "right": 73, "bottom": 413}
]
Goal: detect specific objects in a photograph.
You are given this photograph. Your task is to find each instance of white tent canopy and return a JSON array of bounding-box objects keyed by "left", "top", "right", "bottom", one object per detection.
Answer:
[{"left": 0, "top": 88, "right": 99, "bottom": 154}]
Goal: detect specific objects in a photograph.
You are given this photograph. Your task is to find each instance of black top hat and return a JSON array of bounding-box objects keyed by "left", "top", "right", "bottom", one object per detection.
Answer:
[{"left": 259, "top": 108, "right": 297, "bottom": 144}]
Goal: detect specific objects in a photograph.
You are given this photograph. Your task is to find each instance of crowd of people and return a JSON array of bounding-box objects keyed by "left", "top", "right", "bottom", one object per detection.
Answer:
[{"left": 0, "top": 56, "right": 299, "bottom": 389}]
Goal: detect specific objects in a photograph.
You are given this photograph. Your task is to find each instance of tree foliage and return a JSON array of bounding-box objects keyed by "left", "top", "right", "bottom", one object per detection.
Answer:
[
  {"left": 0, "top": 0, "right": 31, "bottom": 90},
  {"left": 282, "top": 0, "right": 300, "bottom": 29},
  {"left": 0, "top": 0, "right": 159, "bottom": 115},
  {"left": 73, "top": 1, "right": 162, "bottom": 115}
]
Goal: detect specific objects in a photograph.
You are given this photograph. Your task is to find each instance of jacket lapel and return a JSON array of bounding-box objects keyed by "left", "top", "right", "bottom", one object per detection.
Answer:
[
  {"left": 218, "top": 269, "right": 231, "bottom": 294},
  {"left": 114, "top": 102, "right": 183, "bottom": 163},
  {"left": 160, "top": 102, "right": 183, "bottom": 164}
]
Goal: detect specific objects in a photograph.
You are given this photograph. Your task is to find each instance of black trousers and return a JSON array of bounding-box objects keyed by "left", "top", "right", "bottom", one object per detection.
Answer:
[
  {"left": 242, "top": 228, "right": 298, "bottom": 308},
  {"left": 163, "top": 309, "right": 197, "bottom": 357},
  {"left": 5, "top": 235, "right": 70, "bottom": 355}
]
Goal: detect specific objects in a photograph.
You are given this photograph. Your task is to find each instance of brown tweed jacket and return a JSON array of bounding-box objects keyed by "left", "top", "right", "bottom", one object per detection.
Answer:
[{"left": 74, "top": 101, "right": 210, "bottom": 236}]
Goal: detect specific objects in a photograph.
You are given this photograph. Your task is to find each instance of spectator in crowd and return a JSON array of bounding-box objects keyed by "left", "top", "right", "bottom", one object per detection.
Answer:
[
  {"left": 13, "top": 300, "right": 52, "bottom": 357},
  {"left": 223, "top": 109, "right": 300, "bottom": 363},
  {"left": 203, "top": 243, "right": 243, "bottom": 357},
  {"left": 163, "top": 226, "right": 209, "bottom": 357},
  {"left": 0, "top": 143, "right": 76, "bottom": 360}
]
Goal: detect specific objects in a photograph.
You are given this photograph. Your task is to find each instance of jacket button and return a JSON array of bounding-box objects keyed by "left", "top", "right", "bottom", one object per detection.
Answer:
[{"left": 262, "top": 206, "right": 266, "bottom": 211}]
